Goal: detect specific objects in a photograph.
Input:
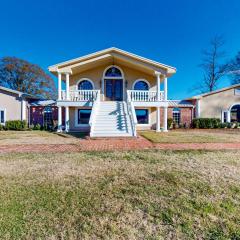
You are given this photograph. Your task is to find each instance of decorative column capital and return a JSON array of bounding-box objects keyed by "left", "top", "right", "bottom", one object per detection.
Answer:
[{"left": 154, "top": 71, "right": 162, "bottom": 77}]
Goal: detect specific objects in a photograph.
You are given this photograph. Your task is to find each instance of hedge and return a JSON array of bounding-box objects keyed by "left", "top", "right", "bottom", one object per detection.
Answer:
[
  {"left": 4, "top": 120, "right": 27, "bottom": 130},
  {"left": 192, "top": 118, "right": 221, "bottom": 129}
]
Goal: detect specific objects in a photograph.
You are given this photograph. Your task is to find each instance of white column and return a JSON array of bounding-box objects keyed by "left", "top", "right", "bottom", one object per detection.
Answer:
[
  {"left": 57, "top": 106, "right": 62, "bottom": 132},
  {"left": 66, "top": 73, "right": 70, "bottom": 100},
  {"left": 21, "top": 99, "right": 27, "bottom": 121},
  {"left": 164, "top": 75, "right": 168, "bottom": 101},
  {"left": 163, "top": 107, "right": 168, "bottom": 132},
  {"left": 101, "top": 78, "right": 104, "bottom": 101},
  {"left": 58, "top": 73, "right": 62, "bottom": 100},
  {"left": 196, "top": 99, "right": 201, "bottom": 118},
  {"left": 156, "top": 107, "right": 161, "bottom": 132},
  {"left": 65, "top": 106, "right": 69, "bottom": 132},
  {"left": 227, "top": 111, "right": 231, "bottom": 123},
  {"left": 155, "top": 71, "right": 161, "bottom": 101}
]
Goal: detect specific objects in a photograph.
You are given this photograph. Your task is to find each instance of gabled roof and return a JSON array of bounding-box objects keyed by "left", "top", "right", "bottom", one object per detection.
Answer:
[
  {"left": 187, "top": 83, "right": 240, "bottom": 100},
  {"left": 48, "top": 47, "right": 176, "bottom": 76},
  {"left": 0, "top": 86, "right": 40, "bottom": 99}
]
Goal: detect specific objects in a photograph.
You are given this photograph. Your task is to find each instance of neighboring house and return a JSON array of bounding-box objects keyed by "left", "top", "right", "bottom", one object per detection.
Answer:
[
  {"left": 48, "top": 47, "right": 194, "bottom": 137},
  {"left": 0, "top": 86, "right": 39, "bottom": 125},
  {"left": 188, "top": 83, "right": 240, "bottom": 123}
]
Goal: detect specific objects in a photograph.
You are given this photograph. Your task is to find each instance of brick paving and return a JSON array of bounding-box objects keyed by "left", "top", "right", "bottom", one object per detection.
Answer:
[{"left": 0, "top": 136, "right": 240, "bottom": 153}]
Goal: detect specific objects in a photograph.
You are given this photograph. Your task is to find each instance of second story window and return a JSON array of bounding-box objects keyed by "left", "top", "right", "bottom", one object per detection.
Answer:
[
  {"left": 105, "top": 67, "right": 122, "bottom": 77},
  {"left": 133, "top": 80, "right": 149, "bottom": 91},
  {"left": 78, "top": 80, "right": 94, "bottom": 90}
]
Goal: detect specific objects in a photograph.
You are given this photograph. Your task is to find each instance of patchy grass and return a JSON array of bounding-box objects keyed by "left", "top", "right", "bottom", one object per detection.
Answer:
[
  {"left": 140, "top": 129, "right": 240, "bottom": 143},
  {"left": 0, "top": 131, "right": 80, "bottom": 145},
  {"left": 0, "top": 150, "right": 240, "bottom": 239}
]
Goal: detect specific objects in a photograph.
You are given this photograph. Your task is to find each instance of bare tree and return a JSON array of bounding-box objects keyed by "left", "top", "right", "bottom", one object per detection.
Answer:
[
  {"left": 196, "top": 35, "right": 227, "bottom": 93},
  {"left": 226, "top": 51, "right": 240, "bottom": 84}
]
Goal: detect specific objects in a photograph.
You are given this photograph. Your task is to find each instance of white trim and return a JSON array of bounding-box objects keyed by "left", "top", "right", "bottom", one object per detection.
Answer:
[
  {"left": 21, "top": 99, "right": 27, "bottom": 121},
  {"left": 74, "top": 108, "right": 92, "bottom": 127},
  {"left": 196, "top": 99, "right": 201, "bottom": 118},
  {"left": 58, "top": 73, "right": 62, "bottom": 100},
  {"left": 221, "top": 110, "right": 228, "bottom": 123},
  {"left": 228, "top": 103, "right": 240, "bottom": 111},
  {"left": 76, "top": 78, "right": 95, "bottom": 90},
  {"left": 163, "top": 107, "right": 168, "bottom": 132},
  {"left": 102, "top": 65, "right": 125, "bottom": 101},
  {"left": 132, "top": 79, "right": 150, "bottom": 90},
  {"left": 48, "top": 47, "right": 176, "bottom": 74},
  {"left": 135, "top": 107, "right": 151, "bottom": 126},
  {"left": 57, "top": 106, "right": 62, "bottom": 132},
  {"left": 228, "top": 103, "right": 240, "bottom": 123},
  {"left": 0, "top": 108, "right": 6, "bottom": 125},
  {"left": 102, "top": 65, "right": 125, "bottom": 79}
]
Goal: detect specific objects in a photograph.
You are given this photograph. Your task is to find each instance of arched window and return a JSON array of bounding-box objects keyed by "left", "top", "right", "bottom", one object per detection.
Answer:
[
  {"left": 231, "top": 104, "right": 240, "bottom": 122},
  {"left": 133, "top": 80, "right": 149, "bottom": 91},
  {"left": 78, "top": 80, "right": 93, "bottom": 90},
  {"left": 105, "top": 67, "right": 122, "bottom": 77}
]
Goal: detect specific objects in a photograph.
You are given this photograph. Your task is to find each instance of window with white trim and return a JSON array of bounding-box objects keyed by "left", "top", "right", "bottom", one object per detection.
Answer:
[
  {"left": 0, "top": 109, "right": 5, "bottom": 124},
  {"left": 172, "top": 108, "right": 181, "bottom": 125},
  {"left": 222, "top": 111, "right": 228, "bottom": 123},
  {"left": 78, "top": 80, "right": 93, "bottom": 90},
  {"left": 135, "top": 109, "right": 149, "bottom": 124},
  {"left": 77, "top": 109, "right": 92, "bottom": 125},
  {"left": 133, "top": 80, "right": 149, "bottom": 91}
]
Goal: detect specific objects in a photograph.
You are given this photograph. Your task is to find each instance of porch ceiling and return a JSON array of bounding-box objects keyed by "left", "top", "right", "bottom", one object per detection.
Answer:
[{"left": 49, "top": 47, "right": 176, "bottom": 77}]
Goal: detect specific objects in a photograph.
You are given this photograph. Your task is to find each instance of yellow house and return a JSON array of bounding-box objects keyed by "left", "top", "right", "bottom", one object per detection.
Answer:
[{"left": 48, "top": 47, "right": 177, "bottom": 137}]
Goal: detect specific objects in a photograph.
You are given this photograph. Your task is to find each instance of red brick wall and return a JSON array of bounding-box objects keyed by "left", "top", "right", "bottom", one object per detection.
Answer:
[
  {"left": 30, "top": 106, "right": 65, "bottom": 126},
  {"left": 160, "top": 107, "right": 193, "bottom": 127}
]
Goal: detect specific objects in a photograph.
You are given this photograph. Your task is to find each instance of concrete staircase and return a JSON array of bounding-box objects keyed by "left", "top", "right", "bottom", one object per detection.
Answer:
[{"left": 90, "top": 101, "right": 134, "bottom": 137}]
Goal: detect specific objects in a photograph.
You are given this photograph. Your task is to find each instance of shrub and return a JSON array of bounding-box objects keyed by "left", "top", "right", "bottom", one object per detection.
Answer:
[
  {"left": 33, "top": 124, "right": 41, "bottom": 130},
  {"left": 0, "top": 124, "right": 3, "bottom": 131},
  {"left": 192, "top": 118, "right": 221, "bottom": 129},
  {"left": 4, "top": 120, "right": 27, "bottom": 130},
  {"left": 167, "top": 118, "right": 173, "bottom": 129}
]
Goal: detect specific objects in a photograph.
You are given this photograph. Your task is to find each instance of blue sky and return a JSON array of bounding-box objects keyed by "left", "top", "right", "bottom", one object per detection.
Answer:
[{"left": 0, "top": 0, "right": 240, "bottom": 99}]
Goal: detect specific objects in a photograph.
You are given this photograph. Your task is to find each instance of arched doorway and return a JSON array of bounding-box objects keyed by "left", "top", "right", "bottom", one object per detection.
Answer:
[
  {"left": 103, "top": 66, "right": 124, "bottom": 101},
  {"left": 230, "top": 104, "right": 240, "bottom": 122}
]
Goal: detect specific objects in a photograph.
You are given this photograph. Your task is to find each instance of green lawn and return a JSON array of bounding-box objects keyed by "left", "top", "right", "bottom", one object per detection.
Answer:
[
  {"left": 140, "top": 129, "right": 240, "bottom": 143},
  {"left": 0, "top": 150, "right": 240, "bottom": 239}
]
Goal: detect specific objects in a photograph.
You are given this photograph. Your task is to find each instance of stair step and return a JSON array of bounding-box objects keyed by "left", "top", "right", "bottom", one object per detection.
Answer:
[{"left": 90, "top": 101, "right": 134, "bottom": 137}]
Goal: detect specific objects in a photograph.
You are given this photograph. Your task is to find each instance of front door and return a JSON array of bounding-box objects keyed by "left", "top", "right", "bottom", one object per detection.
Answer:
[{"left": 105, "top": 79, "right": 123, "bottom": 101}]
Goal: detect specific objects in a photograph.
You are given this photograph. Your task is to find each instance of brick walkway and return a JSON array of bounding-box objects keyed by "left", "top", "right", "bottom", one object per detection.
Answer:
[{"left": 0, "top": 136, "right": 240, "bottom": 153}]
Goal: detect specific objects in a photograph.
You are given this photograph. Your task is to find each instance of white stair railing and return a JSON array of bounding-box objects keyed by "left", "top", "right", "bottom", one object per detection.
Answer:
[
  {"left": 127, "top": 90, "right": 164, "bottom": 102},
  {"left": 126, "top": 91, "right": 138, "bottom": 137},
  {"left": 89, "top": 90, "right": 100, "bottom": 137},
  {"left": 60, "top": 90, "right": 99, "bottom": 101}
]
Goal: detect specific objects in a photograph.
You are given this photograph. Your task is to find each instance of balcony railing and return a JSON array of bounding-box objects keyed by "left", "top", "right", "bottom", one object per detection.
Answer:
[
  {"left": 127, "top": 90, "right": 164, "bottom": 102},
  {"left": 61, "top": 90, "right": 99, "bottom": 101}
]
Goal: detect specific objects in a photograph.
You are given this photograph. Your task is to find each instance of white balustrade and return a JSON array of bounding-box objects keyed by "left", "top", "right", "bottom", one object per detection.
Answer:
[
  {"left": 127, "top": 90, "right": 164, "bottom": 102},
  {"left": 60, "top": 90, "right": 99, "bottom": 101}
]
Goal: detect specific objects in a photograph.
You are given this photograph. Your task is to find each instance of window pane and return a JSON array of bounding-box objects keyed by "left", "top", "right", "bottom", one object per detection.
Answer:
[
  {"left": 78, "top": 80, "right": 93, "bottom": 90},
  {"left": 78, "top": 109, "right": 92, "bottom": 124},
  {"left": 105, "top": 67, "right": 122, "bottom": 77},
  {"left": 0, "top": 111, "right": 4, "bottom": 123},
  {"left": 134, "top": 81, "right": 149, "bottom": 91},
  {"left": 135, "top": 109, "right": 149, "bottom": 124},
  {"left": 173, "top": 109, "right": 181, "bottom": 125}
]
